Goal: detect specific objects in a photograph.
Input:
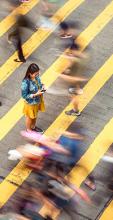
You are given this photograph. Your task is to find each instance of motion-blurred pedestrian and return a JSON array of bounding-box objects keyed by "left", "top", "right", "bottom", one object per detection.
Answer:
[
  {"left": 8, "top": 14, "right": 36, "bottom": 62},
  {"left": 58, "top": 73, "right": 88, "bottom": 116},
  {"left": 59, "top": 21, "right": 89, "bottom": 95}
]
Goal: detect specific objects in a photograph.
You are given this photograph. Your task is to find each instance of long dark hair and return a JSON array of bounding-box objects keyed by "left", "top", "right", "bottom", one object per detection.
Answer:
[{"left": 24, "top": 63, "right": 40, "bottom": 79}]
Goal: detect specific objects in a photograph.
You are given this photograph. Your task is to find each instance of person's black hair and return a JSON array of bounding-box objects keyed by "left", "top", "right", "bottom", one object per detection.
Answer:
[
  {"left": 60, "top": 21, "right": 80, "bottom": 31},
  {"left": 60, "top": 21, "right": 69, "bottom": 30},
  {"left": 24, "top": 63, "right": 40, "bottom": 79}
]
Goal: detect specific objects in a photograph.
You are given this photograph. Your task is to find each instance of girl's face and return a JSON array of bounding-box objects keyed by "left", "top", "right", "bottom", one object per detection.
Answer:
[{"left": 30, "top": 71, "right": 39, "bottom": 79}]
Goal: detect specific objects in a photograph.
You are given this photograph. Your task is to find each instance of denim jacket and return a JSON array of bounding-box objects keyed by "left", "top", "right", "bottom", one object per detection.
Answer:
[{"left": 21, "top": 76, "right": 43, "bottom": 105}]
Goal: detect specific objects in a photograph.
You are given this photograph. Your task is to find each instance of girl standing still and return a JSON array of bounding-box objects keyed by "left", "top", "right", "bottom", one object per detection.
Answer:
[{"left": 21, "top": 63, "right": 45, "bottom": 133}]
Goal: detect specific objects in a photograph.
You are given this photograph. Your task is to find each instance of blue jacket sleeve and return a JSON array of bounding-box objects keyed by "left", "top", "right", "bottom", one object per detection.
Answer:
[{"left": 21, "top": 79, "right": 33, "bottom": 100}]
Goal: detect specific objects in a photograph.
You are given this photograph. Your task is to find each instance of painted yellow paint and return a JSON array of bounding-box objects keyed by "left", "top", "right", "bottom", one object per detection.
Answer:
[
  {"left": 1, "top": 0, "right": 113, "bottom": 139},
  {"left": 99, "top": 200, "right": 113, "bottom": 220},
  {"left": 78, "top": 0, "right": 113, "bottom": 49},
  {"left": 0, "top": 0, "right": 85, "bottom": 84},
  {"left": 0, "top": 55, "right": 113, "bottom": 208},
  {"left": 0, "top": 0, "right": 39, "bottom": 37}
]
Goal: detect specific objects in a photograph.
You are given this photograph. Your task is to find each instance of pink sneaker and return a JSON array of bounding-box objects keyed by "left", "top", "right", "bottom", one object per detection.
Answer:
[
  {"left": 20, "top": 0, "right": 30, "bottom": 3},
  {"left": 20, "top": 130, "right": 47, "bottom": 143}
]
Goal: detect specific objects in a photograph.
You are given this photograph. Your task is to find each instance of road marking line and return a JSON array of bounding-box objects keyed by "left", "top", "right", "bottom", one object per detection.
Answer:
[
  {"left": 69, "top": 118, "right": 113, "bottom": 187},
  {"left": 0, "top": 55, "right": 112, "bottom": 208},
  {"left": 0, "top": 0, "right": 113, "bottom": 138},
  {"left": 0, "top": 0, "right": 40, "bottom": 37},
  {"left": 99, "top": 200, "right": 113, "bottom": 220},
  {"left": 40, "top": 118, "right": 113, "bottom": 217},
  {"left": 0, "top": 0, "right": 85, "bottom": 84}
]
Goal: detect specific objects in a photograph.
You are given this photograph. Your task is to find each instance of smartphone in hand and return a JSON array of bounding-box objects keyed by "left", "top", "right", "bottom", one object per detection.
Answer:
[{"left": 41, "top": 89, "right": 46, "bottom": 93}]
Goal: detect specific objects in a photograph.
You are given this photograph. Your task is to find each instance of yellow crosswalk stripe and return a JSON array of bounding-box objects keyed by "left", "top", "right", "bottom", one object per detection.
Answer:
[
  {"left": 0, "top": 0, "right": 40, "bottom": 37},
  {"left": 0, "top": 0, "right": 85, "bottom": 84},
  {"left": 1, "top": 1, "right": 113, "bottom": 139},
  {"left": 69, "top": 118, "right": 113, "bottom": 187},
  {"left": 0, "top": 55, "right": 112, "bottom": 208},
  {"left": 40, "top": 118, "right": 113, "bottom": 217},
  {"left": 99, "top": 201, "right": 113, "bottom": 220}
]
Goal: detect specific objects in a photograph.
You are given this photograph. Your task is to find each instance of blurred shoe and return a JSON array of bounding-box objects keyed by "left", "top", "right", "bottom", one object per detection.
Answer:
[
  {"left": 0, "top": 102, "right": 2, "bottom": 106},
  {"left": 85, "top": 179, "right": 96, "bottom": 191},
  {"left": 32, "top": 127, "right": 44, "bottom": 133},
  {"left": 14, "top": 58, "right": 26, "bottom": 63},
  {"left": 102, "top": 155, "right": 113, "bottom": 163},
  {"left": 60, "top": 34, "right": 72, "bottom": 39},
  {"left": 8, "top": 149, "right": 22, "bottom": 160},
  {"left": 65, "top": 109, "right": 81, "bottom": 116},
  {"left": 69, "top": 87, "right": 83, "bottom": 95}
]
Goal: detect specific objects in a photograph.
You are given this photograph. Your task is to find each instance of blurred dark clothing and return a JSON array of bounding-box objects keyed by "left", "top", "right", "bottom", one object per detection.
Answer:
[
  {"left": 8, "top": 14, "right": 36, "bottom": 62},
  {"left": 8, "top": 26, "right": 25, "bottom": 62}
]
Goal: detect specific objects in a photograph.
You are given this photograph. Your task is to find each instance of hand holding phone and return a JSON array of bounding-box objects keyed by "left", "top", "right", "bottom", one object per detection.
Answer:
[{"left": 41, "top": 89, "right": 46, "bottom": 93}]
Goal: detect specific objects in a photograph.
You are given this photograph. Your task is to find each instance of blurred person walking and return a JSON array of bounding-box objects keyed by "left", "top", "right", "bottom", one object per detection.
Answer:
[
  {"left": 8, "top": 14, "right": 36, "bottom": 62},
  {"left": 46, "top": 21, "right": 89, "bottom": 116},
  {"left": 47, "top": 73, "right": 87, "bottom": 116},
  {"left": 59, "top": 73, "right": 88, "bottom": 116},
  {"left": 32, "top": 170, "right": 91, "bottom": 219},
  {"left": 21, "top": 63, "right": 45, "bottom": 133},
  {"left": 59, "top": 21, "right": 89, "bottom": 95}
]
